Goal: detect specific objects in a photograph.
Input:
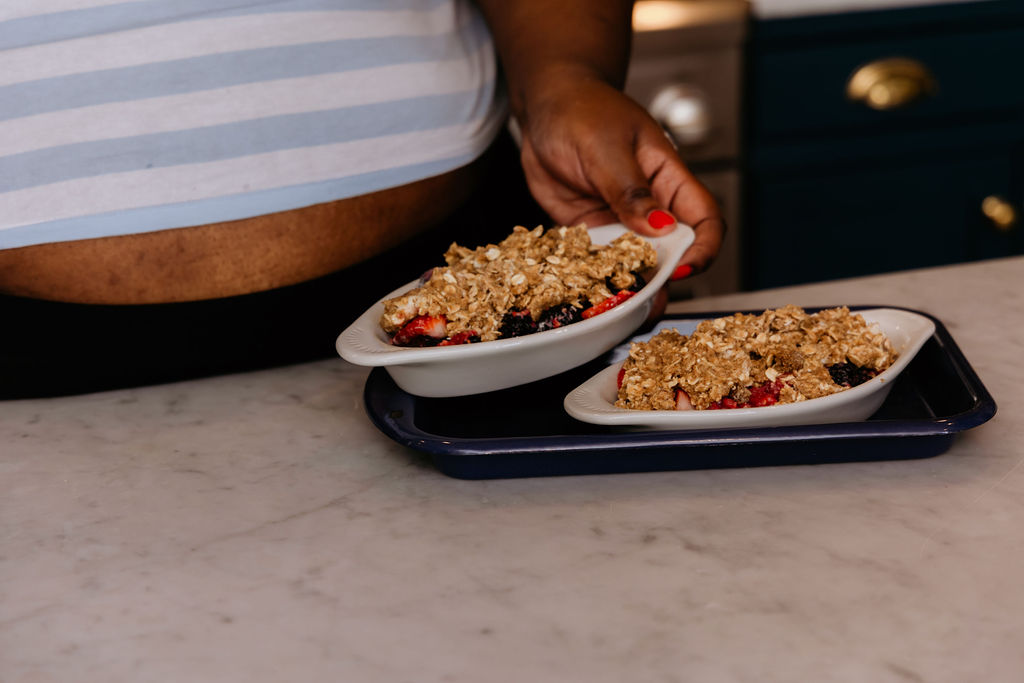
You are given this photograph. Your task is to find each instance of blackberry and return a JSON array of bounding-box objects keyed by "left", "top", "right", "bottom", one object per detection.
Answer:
[
  {"left": 828, "top": 362, "right": 874, "bottom": 387},
  {"left": 498, "top": 308, "right": 537, "bottom": 339},
  {"left": 402, "top": 335, "right": 442, "bottom": 347},
  {"left": 537, "top": 302, "right": 584, "bottom": 331},
  {"left": 624, "top": 271, "right": 647, "bottom": 293},
  {"left": 439, "top": 331, "right": 481, "bottom": 346}
]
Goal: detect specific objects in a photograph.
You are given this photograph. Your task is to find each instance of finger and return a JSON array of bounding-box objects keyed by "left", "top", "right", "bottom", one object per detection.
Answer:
[
  {"left": 585, "top": 136, "right": 678, "bottom": 238},
  {"left": 675, "top": 216, "right": 726, "bottom": 276},
  {"left": 647, "top": 285, "right": 669, "bottom": 326},
  {"left": 568, "top": 207, "right": 619, "bottom": 229},
  {"left": 643, "top": 155, "right": 726, "bottom": 275}
]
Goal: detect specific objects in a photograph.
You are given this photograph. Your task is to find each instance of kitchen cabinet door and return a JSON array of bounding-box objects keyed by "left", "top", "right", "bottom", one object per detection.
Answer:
[
  {"left": 742, "top": 0, "right": 1024, "bottom": 290},
  {"left": 746, "top": 150, "right": 1021, "bottom": 289}
]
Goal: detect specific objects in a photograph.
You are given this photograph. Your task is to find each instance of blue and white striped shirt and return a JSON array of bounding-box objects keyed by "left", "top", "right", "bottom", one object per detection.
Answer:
[{"left": 0, "top": 0, "right": 506, "bottom": 249}]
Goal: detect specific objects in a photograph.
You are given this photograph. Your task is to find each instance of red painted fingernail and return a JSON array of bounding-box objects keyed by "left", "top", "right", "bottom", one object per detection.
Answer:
[
  {"left": 671, "top": 264, "right": 693, "bottom": 280},
  {"left": 647, "top": 210, "right": 675, "bottom": 231}
]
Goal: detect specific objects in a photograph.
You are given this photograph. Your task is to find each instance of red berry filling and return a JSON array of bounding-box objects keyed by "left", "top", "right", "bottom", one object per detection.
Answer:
[
  {"left": 392, "top": 274, "right": 642, "bottom": 347},
  {"left": 391, "top": 315, "right": 480, "bottom": 347},
  {"left": 658, "top": 365, "right": 874, "bottom": 412},
  {"left": 582, "top": 290, "right": 635, "bottom": 319},
  {"left": 747, "top": 379, "right": 785, "bottom": 407},
  {"left": 439, "top": 330, "right": 481, "bottom": 346},
  {"left": 391, "top": 314, "right": 448, "bottom": 346},
  {"left": 706, "top": 379, "right": 785, "bottom": 410}
]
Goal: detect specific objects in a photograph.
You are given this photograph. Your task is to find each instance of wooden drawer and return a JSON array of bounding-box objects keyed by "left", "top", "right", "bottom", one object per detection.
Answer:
[{"left": 748, "top": 2, "right": 1024, "bottom": 142}]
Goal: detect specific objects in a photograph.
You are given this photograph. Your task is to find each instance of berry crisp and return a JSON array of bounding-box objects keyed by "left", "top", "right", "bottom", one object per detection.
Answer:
[
  {"left": 616, "top": 306, "right": 898, "bottom": 411},
  {"left": 380, "top": 225, "right": 657, "bottom": 347}
]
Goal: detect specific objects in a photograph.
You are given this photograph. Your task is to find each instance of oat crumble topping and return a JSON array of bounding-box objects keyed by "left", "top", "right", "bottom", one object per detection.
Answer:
[
  {"left": 380, "top": 225, "right": 658, "bottom": 341},
  {"left": 616, "top": 305, "right": 898, "bottom": 411}
]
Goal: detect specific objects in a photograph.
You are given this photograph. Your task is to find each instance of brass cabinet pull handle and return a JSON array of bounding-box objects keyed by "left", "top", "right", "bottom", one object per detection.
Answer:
[
  {"left": 846, "top": 57, "right": 937, "bottom": 110},
  {"left": 982, "top": 196, "right": 1018, "bottom": 232}
]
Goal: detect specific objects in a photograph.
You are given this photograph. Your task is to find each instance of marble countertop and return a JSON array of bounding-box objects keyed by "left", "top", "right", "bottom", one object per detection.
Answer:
[{"left": 3, "top": 256, "right": 1021, "bottom": 683}]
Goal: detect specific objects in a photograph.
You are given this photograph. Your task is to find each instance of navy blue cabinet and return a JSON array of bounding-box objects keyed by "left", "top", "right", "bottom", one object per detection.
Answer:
[{"left": 743, "top": 0, "right": 1024, "bottom": 289}]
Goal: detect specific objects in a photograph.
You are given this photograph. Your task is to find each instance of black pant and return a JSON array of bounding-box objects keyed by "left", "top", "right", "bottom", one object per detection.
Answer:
[{"left": 1, "top": 133, "right": 546, "bottom": 399}]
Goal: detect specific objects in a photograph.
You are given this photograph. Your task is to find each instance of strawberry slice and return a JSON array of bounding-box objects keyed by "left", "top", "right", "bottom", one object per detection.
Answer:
[
  {"left": 392, "top": 314, "right": 448, "bottom": 346},
  {"left": 675, "top": 389, "right": 693, "bottom": 411},
  {"left": 617, "top": 366, "right": 626, "bottom": 389},
  {"left": 581, "top": 290, "right": 636, "bottom": 320}
]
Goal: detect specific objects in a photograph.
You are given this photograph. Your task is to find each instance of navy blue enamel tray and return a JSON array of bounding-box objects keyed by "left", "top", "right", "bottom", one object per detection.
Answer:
[{"left": 362, "top": 307, "right": 996, "bottom": 479}]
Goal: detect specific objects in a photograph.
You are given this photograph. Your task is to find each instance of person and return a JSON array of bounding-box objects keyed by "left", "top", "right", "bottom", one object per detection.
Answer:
[{"left": 0, "top": 0, "right": 724, "bottom": 399}]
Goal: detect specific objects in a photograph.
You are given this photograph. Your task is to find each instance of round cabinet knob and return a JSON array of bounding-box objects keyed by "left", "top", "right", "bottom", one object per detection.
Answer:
[
  {"left": 981, "top": 195, "right": 1018, "bottom": 232},
  {"left": 846, "top": 57, "right": 937, "bottom": 110},
  {"left": 649, "top": 84, "right": 712, "bottom": 146}
]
